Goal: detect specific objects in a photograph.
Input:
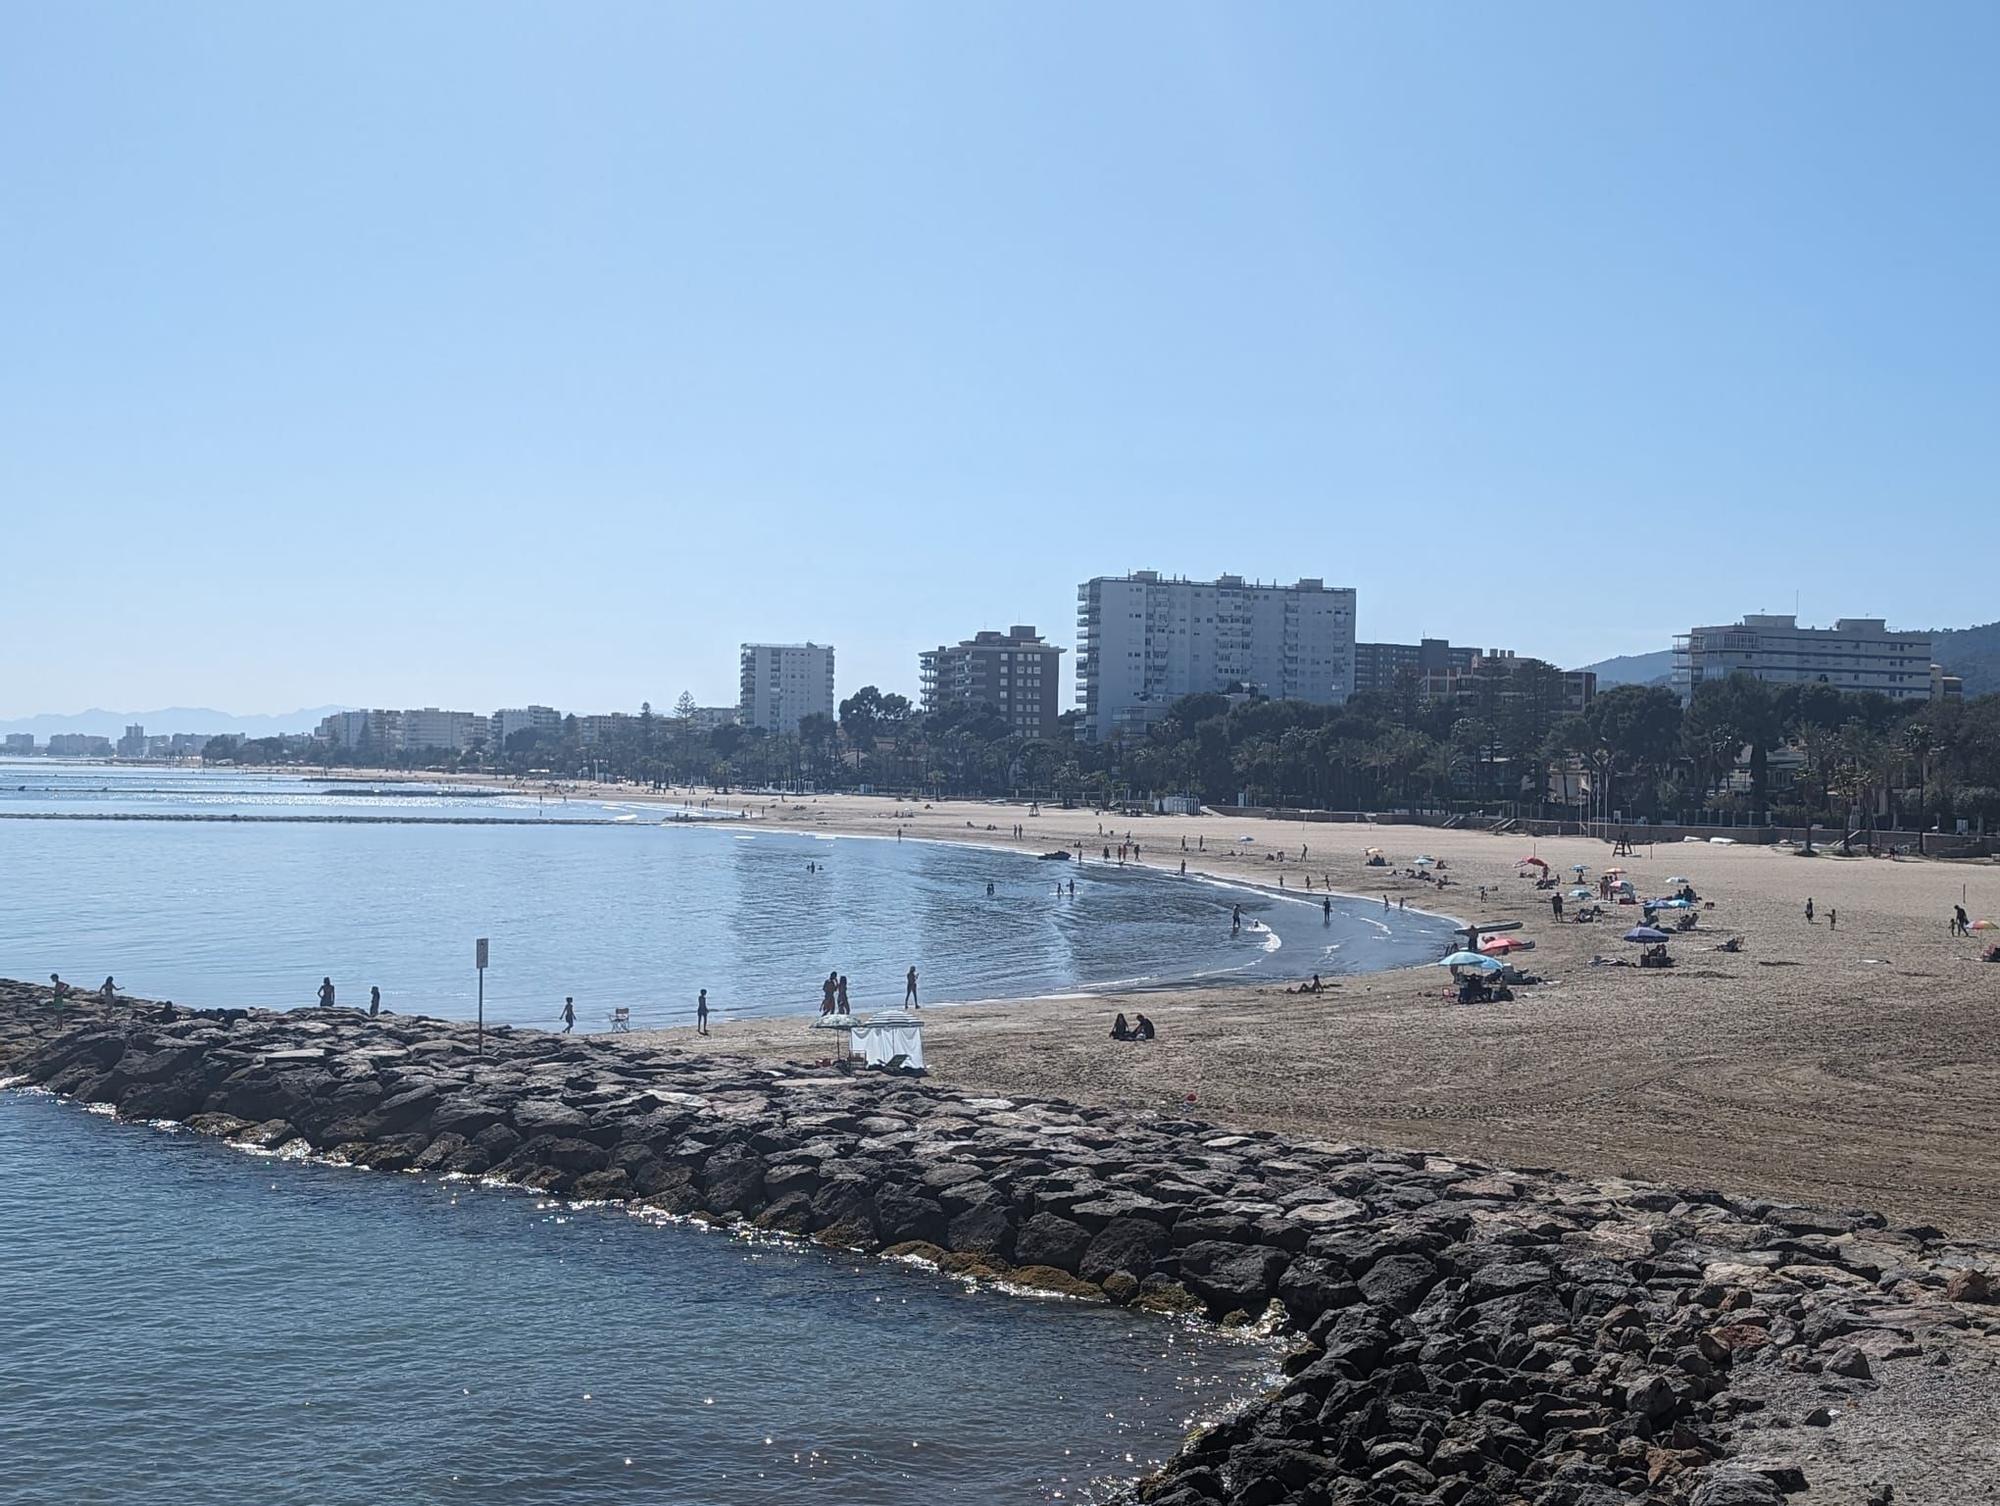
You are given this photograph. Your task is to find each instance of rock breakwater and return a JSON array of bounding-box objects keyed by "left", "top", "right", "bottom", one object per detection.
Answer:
[{"left": 4, "top": 980, "right": 1995, "bottom": 1506}]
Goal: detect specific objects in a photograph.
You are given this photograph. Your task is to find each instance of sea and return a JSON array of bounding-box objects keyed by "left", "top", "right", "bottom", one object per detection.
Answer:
[
  {"left": 0, "top": 761, "right": 1452, "bottom": 1504},
  {"left": 0, "top": 762, "right": 1457, "bottom": 1029},
  {"left": 0, "top": 1092, "right": 1275, "bottom": 1506}
]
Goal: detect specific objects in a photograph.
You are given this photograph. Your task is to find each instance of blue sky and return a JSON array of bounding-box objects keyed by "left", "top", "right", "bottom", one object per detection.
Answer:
[{"left": 5, "top": 3, "right": 1995, "bottom": 718}]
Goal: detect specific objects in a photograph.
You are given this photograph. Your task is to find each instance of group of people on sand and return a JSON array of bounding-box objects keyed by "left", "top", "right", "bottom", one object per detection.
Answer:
[
  {"left": 1109, "top": 1011, "right": 1155, "bottom": 1041},
  {"left": 820, "top": 965, "right": 922, "bottom": 1017}
]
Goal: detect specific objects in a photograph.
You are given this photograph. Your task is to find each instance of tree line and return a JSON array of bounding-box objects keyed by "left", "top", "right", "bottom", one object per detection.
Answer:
[{"left": 215, "top": 670, "right": 2000, "bottom": 832}]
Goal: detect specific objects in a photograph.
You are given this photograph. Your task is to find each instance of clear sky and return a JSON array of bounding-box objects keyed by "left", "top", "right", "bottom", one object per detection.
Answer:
[{"left": 5, "top": 3, "right": 1996, "bottom": 718}]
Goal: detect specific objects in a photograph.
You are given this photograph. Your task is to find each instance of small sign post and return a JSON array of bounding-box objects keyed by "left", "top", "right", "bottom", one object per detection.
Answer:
[{"left": 475, "top": 937, "right": 489, "bottom": 1056}]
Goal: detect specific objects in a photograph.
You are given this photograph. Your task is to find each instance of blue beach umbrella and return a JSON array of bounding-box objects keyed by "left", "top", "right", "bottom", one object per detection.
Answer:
[
  {"left": 1567, "top": 887, "right": 1592, "bottom": 899},
  {"left": 1624, "top": 926, "right": 1671, "bottom": 943},
  {"left": 1438, "top": 951, "right": 1503, "bottom": 971}
]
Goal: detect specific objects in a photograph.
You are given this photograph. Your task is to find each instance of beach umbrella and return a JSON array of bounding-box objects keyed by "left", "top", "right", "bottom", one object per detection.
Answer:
[
  {"left": 1571, "top": 864, "right": 1587, "bottom": 874},
  {"left": 1973, "top": 919, "right": 1998, "bottom": 931},
  {"left": 1516, "top": 856, "right": 1548, "bottom": 869},
  {"left": 1437, "top": 951, "right": 1503, "bottom": 971},
  {"left": 1604, "top": 867, "right": 1626, "bottom": 876},
  {"left": 1668, "top": 876, "right": 1690, "bottom": 885},
  {"left": 1568, "top": 887, "right": 1592, "bottom": 899},
  {"left": 1624, "top": 926, "right": 1670, "bottom": 943},
  {"left": 1654, "top": 898, "right": 1693, "bottom": 909}
]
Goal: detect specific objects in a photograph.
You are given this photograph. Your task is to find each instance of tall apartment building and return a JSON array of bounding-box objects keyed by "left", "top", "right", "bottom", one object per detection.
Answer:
[
  {"left": 1075, "top": 571, "right": 1355, "bottom": 743},
  {"left": 2, "top": 734, "right": 34, "bottom": 753},
  {"left": 1352, "top": 638, "right": 1486, "bottom": 696},
  {"left": 1673, "top": 616, "right": 1935, "bottom": 703},
  {"left": 919, "top": 625, "right": 1065, "bottom": 738},
  {"left": 739, "top": 642, "right": 836, "bottom": 734},
  {"left": 116, "top": 724, "right": 147, "bottom": 758},
  {"left": 491, "top": 705, "right": 562, "bottom": 749},
  {"left": 317, "top": 708, "right": 488, "bottom": 754},
  {"left": 398, "top": 708, "right": 489, "bottom": 753}
]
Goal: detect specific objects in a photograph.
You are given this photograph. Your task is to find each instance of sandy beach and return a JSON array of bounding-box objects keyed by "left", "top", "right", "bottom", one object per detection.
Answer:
[{"left": 580, "top": 789, "right": 2000, "bottom": 1240}]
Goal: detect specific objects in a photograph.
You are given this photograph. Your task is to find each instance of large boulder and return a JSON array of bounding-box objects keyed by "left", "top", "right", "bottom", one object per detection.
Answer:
[
  {"left": 700, "top": 1143, "right": 767, "bottom": 1214},
  {"left": 946, "top": 1203, "right": 1016, "bottom": 1261},
  {"left": 1178, "top": 1241, "right": 1290, "bottom": 1316},
  {"left": 1357, "top": 1253, "right": 1440, "bottom": 1315},
  {"left": 1081, "top": 1218, "right": 1172, "bottom": 1285},
  {"left": 1014, "top": 1213, "right": 1092, "bottom": 1273},
  {"left": 873, "top": 1186, "right": 949, "bottom": 1246}
]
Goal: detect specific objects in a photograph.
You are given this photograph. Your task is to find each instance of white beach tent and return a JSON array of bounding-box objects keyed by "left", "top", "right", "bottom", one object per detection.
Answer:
[{"left": 849, "top": 1008, "right": 926, "bottom": 1071}]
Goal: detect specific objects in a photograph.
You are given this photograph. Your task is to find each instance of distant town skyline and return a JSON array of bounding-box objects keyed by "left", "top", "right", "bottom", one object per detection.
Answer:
[{"left": 8, "top": 6, "right": 2000, "bottom": 718}]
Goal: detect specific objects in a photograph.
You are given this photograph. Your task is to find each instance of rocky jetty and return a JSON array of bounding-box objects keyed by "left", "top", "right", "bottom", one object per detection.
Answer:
[{"left": 4, "top": 980, "right": 1996, "bottom": 1506}]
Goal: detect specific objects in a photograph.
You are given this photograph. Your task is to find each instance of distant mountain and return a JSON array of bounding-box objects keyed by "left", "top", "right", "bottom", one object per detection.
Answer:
[
  {"left": 1931, "top": 621, "right": 2000, "bottom": 697},
  {"left": 0, "top": 706, "right": 350, "bottom": 739},
  {"left": 1577, "top": 649, "right": 1674, "bottom": 688}
]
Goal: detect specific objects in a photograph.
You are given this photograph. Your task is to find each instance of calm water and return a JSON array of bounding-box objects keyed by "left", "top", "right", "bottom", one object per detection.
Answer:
[
  {"left": 0, "top": 763, "right": 1456, "bottom": 1028},
  {"left": 0, "top": 1092, "right": 1275, "bottom": 1506}
]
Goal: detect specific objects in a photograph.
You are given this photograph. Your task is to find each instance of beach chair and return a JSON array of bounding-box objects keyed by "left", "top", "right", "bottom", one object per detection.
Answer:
[{"left": 609, "top": 1007, "right": 631, "bottom": 1032}]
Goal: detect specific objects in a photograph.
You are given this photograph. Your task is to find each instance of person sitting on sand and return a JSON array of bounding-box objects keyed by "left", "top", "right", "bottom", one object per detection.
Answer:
[
  {"left": 1110, "top": 1012, "right": 1133, "bottom": 1040},
  {"left": 1133, "top": 1013, "right": 1156, "bottom": 1041}
]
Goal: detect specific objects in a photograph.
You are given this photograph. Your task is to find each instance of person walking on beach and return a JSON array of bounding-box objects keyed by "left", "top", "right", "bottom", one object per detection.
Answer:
[
  {"left": 1954, "top": 904, "right": 1970, "bottom": 936},
  {"left": 1552, "top": 892, "right": 1564, "bottom": 921},
  {"left": 318, "top": 976, "right": 336, "bottom": 1008},
  {"left": 369, "top": 985, "right": 381, "bottom": 1017},
  {"left": 1805, "top": 898, "right": 1815, "bottom": 924},
  {"left": 904, "top": 965, "right": 919, "bottom": 1008},
  {"left": 1828, "top": 908, "right": 1837, "bottom": 931},
  {"left": 560, "top": 996, "right": 576, "bottom": 1033},
  {"left": 697, "top": 988, "right": 709, "bottom": 1035}
]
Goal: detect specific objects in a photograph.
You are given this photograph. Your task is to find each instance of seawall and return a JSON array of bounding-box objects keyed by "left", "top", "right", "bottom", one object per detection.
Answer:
[{"left": 4, "top": 980, "right": 1994, "bottom": 1505}]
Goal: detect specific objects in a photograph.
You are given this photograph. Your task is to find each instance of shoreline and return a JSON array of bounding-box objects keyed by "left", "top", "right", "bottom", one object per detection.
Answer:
[{"left": 6, "top": 986, "right": 1997, "bottom": 1504}]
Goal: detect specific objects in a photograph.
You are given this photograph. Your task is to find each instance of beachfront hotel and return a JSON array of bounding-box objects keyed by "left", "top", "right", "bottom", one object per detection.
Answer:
[
  {"left": 919, "top": 626, "right": 1065, "bottom": 739},
  {"left": 739, "top": 642, "right": 836, "bottom": 735},
  {"left": 1074, "top": 571, "right": 1356, "bottom": 742},
  {"left": 1673, "top": 615, "right": 1937, "bottom": 703}
]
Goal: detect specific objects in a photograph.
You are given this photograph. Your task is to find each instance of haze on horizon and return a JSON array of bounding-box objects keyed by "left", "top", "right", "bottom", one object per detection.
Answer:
[{"left": 5, "top": 3, "right": 1996, "bottom": 722}]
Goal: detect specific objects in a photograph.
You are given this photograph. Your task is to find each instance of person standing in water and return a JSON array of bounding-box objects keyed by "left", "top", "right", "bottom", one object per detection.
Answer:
[
  {"left": 560, "top": 996, "right": 577, "bottom": 1033},
  {"left": 1322, "top": 896, "right": 1331, "bottom": 921},
  {"left": 1231, "top": 904, "right": 1242, "bottom": 936},
  {"left": 904, "top": 965, "right": 919, "bottom": 1008},
  {"left": 697, "top": 988, "right": 710, "bottom": 1034}
]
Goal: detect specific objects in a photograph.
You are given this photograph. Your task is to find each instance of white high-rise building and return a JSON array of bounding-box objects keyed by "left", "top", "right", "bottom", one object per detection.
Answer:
[
  {"left": 1673, "top": 616, "right": 1935, "bottom": 703},
  {"left": 491, "top": 705, "right": 562, "bottom": 749},
  {"left": 1075, "top": 571, "right": 1356, "bottom": 742},
  {"left": 399, "top": 708, "right": 489, "bottom": 752},
  {"left": 739, "top": 643, "right": 836, "bottom": 734}
]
